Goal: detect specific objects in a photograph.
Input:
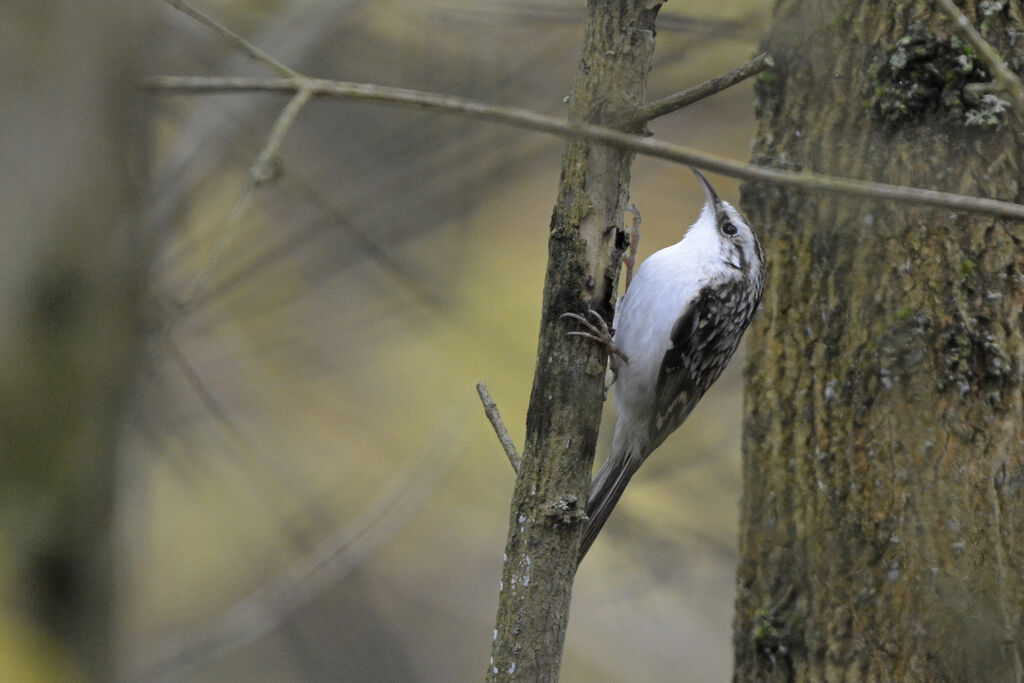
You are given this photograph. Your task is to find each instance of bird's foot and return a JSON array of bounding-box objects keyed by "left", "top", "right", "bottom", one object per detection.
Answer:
[{"left": 560, "top": 310, "right": 629, "bottom": 373}]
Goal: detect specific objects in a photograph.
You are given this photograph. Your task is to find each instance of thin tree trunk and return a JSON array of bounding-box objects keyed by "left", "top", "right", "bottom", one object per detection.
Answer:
[
  {"left": 736, "top": 1, "right": 1024, "bottom": 680},
  {"left": 487, "top": 2, "right": 661, "bottom": 681}
]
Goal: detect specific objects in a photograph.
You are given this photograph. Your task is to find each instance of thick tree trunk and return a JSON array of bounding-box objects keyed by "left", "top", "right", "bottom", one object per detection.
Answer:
[
  {"left": 735, "top": 1, "right": 1024, "bottom": 680},
  {"left": 487, "top": 2, "right": 660, "bottom": 681}
]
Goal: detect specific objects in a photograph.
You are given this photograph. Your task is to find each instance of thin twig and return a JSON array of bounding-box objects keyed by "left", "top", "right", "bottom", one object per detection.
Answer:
[
  {"left": 627, "top": 52, "right": 773, "bottom": 126},
  {"left": 164, "top": 0, "right": 300, "bottom": 78},
  {"left": 936, "top": 0, "right": 1024, "bottom": 115},
  {"left": 145, "top": 75, "right": 1024, "bottom": 220},
  {"left": 148, "top": 0, "right": 369, "bottom": 252},
  {"left": 171, "top": 86, "right": 314, "bottom": 328},
  {"left": 476, "top": 382, "right": 521, "bottom": 475}
]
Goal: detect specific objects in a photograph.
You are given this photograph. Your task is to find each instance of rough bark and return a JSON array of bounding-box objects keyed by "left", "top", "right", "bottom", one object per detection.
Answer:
[
  {"left": 487, "top": 2, "right": 661, "bottom": 681},
  {"left": 0, "top": 3, "right": 152, "bottom": 679},
  {"left": 735, "top": 1, "right": 1024, "bottom": 680}
]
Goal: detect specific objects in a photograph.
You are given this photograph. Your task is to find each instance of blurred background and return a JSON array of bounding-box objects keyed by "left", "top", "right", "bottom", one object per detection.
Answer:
[{"left": 4, "top": 0, "right": 768, "bottom": 680}]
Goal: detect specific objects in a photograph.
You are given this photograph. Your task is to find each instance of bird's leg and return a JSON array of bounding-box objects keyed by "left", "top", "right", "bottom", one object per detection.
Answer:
[
  {"left": 560, "top": 310, "right": 629, "bottom": 375},
  {"left": 623, "top": 203, "right": 642, "bottom": 290}
]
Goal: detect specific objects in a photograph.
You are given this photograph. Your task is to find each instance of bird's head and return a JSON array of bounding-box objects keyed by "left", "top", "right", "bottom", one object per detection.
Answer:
[{"left": 687, "top": 166, "right": 765, "bottom": 285}]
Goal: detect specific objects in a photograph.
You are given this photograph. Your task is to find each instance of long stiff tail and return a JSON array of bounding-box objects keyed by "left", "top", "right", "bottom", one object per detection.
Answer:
[{"left": 576, "top": 451, "right": 639, "bottom": 566}]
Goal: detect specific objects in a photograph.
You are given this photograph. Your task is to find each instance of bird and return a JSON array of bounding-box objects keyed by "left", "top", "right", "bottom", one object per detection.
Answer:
[{"left": 564, "top": 167, "right": 765, "bottom": 565}]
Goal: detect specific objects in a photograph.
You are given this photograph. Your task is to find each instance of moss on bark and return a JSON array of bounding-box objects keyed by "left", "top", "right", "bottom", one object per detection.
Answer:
[{"left": 736, "top": 1, "right": 1024, "bottom": 680}]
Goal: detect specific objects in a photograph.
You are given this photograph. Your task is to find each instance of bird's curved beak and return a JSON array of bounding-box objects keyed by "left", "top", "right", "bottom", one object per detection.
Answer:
[{"left": 689, "top": 166, "right": 720, "bottom": 208}]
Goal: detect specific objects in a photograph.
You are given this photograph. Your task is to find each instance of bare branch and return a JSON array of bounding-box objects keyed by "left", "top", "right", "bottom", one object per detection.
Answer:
[
  {"left": 149, "top": 0, "right": 373, "bottom": 245},
  {"left": 936, "top": 0, "right": 1024, "bottom": 116},
  {"left": 145, "top": 75, "right": 1024, "bottom": 220},
  {"left": 171, "top": 86, "right": 314, "bottom": 330},
  {"left": 476, "top": 382, "right": 521, "bottom": 475},
  {"left": 628, "top": 52, "right": 773, "bottom": 126},
  {"left": 164, "top": 0, "right": 299, "bottom": 78}
]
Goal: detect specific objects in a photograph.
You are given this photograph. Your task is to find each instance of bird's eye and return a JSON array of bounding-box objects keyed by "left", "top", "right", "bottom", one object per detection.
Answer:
[{"left": 721, "top": 221, "right": 738, "bottom": 236}]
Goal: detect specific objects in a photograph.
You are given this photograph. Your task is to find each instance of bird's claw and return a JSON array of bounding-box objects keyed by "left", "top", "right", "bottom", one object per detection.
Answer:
[
  {"left": 560, "top": 310, "right": 612, "bottom": 346},
  {"left": 560, "top": 310, "right": 629, "bottom": 367}
]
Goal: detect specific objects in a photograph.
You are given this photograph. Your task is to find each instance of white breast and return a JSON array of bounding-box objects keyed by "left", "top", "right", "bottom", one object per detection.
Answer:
[
  {"left": 611, "top": 207, "right": 724, "bottom": 418},
  {"left": 612, "top": 245, "right": 696, "bottom": 415}
]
